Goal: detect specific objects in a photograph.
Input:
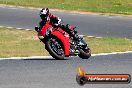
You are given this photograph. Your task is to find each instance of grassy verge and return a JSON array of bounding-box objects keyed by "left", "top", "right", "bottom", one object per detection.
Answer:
[
  {"left": 0, "top": 27, "right": 132, "bottom": 58},
  {"left": 0, "top": 0, "right": 132, "bottom": 15},
  {"left": 0, "top": 28, "right": 49, "bottom": 58}
]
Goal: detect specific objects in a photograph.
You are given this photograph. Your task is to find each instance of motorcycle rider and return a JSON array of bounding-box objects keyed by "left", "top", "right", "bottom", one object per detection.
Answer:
[{"left": 35, "top": 8, "right": 80, "bottom": 41}]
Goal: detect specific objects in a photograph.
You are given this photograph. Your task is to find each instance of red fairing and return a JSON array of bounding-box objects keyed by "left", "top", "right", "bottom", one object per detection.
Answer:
[
  {"left": 38, "top": 20, "right": 70, "bottom": 56},
  {"left": 38, "top": 21, "right": 52, "bottom": 37},
  {"left": 51, "top": 28, "right": 70, "bottom": 56}
]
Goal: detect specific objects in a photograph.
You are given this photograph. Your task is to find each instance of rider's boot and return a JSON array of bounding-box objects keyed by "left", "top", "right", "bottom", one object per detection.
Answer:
[{"left": 60, "top": 24, "right": 80, "bottom": 40}]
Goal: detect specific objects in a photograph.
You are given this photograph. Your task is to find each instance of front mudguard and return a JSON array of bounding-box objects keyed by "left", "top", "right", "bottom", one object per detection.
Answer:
[{"left": 51, "top": 31, "right": 70, "bottom": 57}]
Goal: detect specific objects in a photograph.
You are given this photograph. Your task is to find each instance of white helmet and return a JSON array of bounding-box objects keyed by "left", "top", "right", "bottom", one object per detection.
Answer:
[{"left": 40, "top": 8, "right": 49, "bottom": 20}]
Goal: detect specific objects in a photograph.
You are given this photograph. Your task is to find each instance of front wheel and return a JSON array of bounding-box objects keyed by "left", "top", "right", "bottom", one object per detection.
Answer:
[
  {"left": 45, "top": 37, "right": 65, "bottom": 60},
  {"left": 78, "top": 48, "right": 91, "bottom": 59}
]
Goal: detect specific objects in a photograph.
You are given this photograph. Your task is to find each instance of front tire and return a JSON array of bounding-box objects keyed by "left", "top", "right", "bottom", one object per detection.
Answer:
[
  {"left": 45, "top": 37, "right": 65, "bottom": 60},
  {"left": 78, "top": 48, "right": 91, "bottom": 59}
]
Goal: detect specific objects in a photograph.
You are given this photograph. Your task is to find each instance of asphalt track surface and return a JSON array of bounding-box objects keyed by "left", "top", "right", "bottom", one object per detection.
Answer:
[
  {"left": 0, "top": 6, "right": 132, "bottom": 38},
  {"left": 0, "top": 53, "right": 132, "bottom": 88}
]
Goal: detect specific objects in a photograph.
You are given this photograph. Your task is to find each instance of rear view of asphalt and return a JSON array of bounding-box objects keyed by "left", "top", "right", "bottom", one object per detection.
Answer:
[{"left": 0, "top": 53, "right": 132, "bottom": 88}]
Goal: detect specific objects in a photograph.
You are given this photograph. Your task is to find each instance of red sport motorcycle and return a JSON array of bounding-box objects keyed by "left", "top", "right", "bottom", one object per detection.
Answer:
[{"left": 35, "top": 20, "right": 91, "bottom": 60}]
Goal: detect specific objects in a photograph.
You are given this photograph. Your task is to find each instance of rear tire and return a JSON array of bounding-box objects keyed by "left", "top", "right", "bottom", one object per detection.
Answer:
[
  {"left": 45, "top": 37, "right": 65, "bottom": 60},
  {"left": 78, "top": 48, "right": 91, "bottom": 59}
]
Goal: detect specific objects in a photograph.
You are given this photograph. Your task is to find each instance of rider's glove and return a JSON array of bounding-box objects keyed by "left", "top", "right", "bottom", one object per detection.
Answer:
[
  {"left": 53, "top": 23, "right": 61, "bottom": 28},
  {"left": 54, "top": 23, "right": 59, "bottom": 26},
  {"left": 35, "top": 26, "right": 39, "bottom": 32}
]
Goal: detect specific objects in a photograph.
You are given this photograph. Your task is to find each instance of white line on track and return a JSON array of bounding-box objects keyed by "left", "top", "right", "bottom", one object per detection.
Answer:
[
  {"left": 0, "top": 56, "right": 52, "bottom": 60},
  {"left": 0, "top": 26, "right": 4, "bottom": 28},
  {"left": 0, "top": 25, "right": 34, "bottom": 31},
  {"left": 0, "top": 51, "right": 132, "bottom": 60},
  {"left": 16, "top": 28, "right": 23, "bottom": 30},
  {"left": 92, "top": 51, "right": 132, "bottom": 56},
  {"left": 6, "top": 27, "right": 14, "bottom": 29}
]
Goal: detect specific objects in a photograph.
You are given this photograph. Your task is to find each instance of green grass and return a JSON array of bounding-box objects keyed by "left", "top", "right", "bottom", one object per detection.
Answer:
[
  {"left": 86, "top": 37, "right": 132, "bottom": 54},
  {"left": 0, "top": 27, "right": 132, "bottom": 58},
  {"left": 0, "top": 28, "right": 49, "bottom": 58},
  {"left": 0, "top": 0, "right": 132, "bottom": 14}
]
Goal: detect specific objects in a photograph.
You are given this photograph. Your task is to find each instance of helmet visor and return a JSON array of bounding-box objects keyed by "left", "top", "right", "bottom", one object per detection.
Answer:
[{"left": 40, "top": 14, "right": 47, "bottom": 20}]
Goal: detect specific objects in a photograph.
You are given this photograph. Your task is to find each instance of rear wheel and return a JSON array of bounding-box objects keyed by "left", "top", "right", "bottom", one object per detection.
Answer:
[
  {"left": 78, "top": 48, "right": 91, "bottom": 59},
  {"left": 45, "top": 37, "right": 65, "bottom": 60}
]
